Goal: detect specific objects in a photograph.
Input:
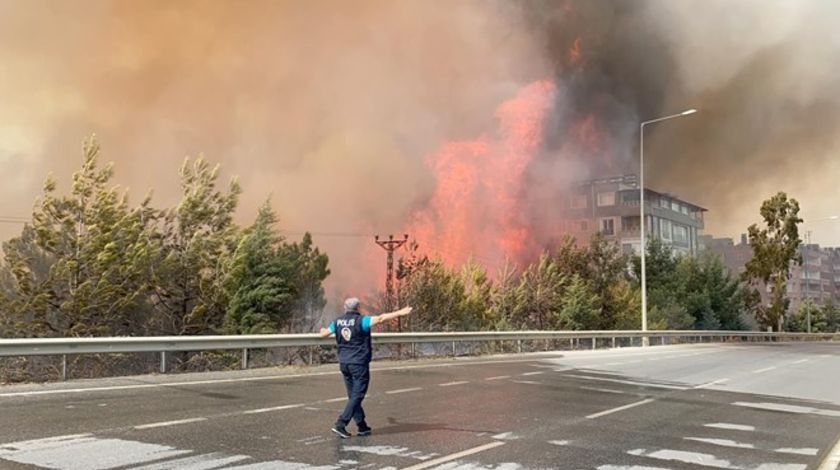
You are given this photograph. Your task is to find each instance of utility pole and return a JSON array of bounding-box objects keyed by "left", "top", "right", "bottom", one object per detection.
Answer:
[{"left": 375, "top": 234, "right": 409, "bottom": 330}]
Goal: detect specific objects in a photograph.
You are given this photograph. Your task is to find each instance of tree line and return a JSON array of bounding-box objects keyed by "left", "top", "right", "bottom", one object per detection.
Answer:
[
  {"left": 2, "top": 140, "right": 832, "bottom": 343},
  {"left": 0, "top": 138, "right": 330, "bottom": 340}
]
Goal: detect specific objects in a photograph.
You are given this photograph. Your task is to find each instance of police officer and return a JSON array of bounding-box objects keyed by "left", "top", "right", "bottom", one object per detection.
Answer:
[{"left": 319, "top": 298, "right": 413, "bottom": 438}]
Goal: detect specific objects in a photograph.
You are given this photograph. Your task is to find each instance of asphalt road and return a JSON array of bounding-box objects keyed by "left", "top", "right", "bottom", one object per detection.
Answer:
[{"left": 1, "top": 343, "right": 839, "bottom": 470}]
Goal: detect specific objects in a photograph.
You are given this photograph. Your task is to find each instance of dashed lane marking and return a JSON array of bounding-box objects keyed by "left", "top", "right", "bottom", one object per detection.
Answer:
[
  {"left": 400, "top": 441, "right": 506, "bottom": 470},
  {"left": 438, "top": 381, "right": 469, "bottom": 387},
  {"left": 242, "top": 403, "right": 304, "bottom": 415},
  {"left": 586, "top": 399, "right": 656, "bottom": 419},
  {"left": 134, "top": 418, "right": 207, "bottom": 430},
  {"left": 385, "top": 387, "right": 422, "bottom": 395}
]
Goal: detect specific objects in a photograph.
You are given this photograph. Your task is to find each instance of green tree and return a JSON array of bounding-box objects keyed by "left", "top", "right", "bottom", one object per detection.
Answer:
[
  {"left": 285, "top": 232, "right": 330, "bottom": 332},
  {"left": 225, "top": 202, "right": 297, "bottom": 334},
  {"left": 582, "top": 234, "right": 630, "bottom": 329},
  {"left": 515, "top": 254, "right": 567, "bottom": 330},
  {"left": 150, "top": 157, "right": 241, "bottom": 335},
  {"left": 822, "top": 301, "right": 840, "bottom": 332},
  {"left": 488, "top": 261, "right": 521, "bottom": 330},
  {"left": 743, "top": 192, "right": 803, "bottom": 331},
  {"left": 787, "top": 299, "right": 823, "bottom": 333},
  {"left": 2, "top": 138, "right": 156, "bottom": 337},
  {"left": 401, "top": 260, "right": 470, "bottom": 331},
  {"left": 557, "top": 274, "right": 600, "bottom": 330}
]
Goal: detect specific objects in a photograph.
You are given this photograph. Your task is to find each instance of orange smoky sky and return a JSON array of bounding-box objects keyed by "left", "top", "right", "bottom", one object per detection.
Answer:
[{"left": 2, "top": 0, "right": 840, "bottom": 301}]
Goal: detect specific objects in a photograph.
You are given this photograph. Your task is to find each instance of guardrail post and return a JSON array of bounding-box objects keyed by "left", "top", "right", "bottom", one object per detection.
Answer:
[
  {"left": 160, "top": 351, "right": 166, "bottom": 374},
  {"left": 517, "top": 340, "right": 522, "bottom": 354},
  {"left": 61, "top": 355, "right": 67, "bottom": 381},
  {"left": 309, "top": 347, "right": 314, "bottom": 365},
  {"left": 661, "top": 336, "right": 665, "bottom": 346},
  {"left": 592, "top": 338, "right": 596, "bottom": 350},
  {"left": 452, "top": 341, "right": 456, "bottom": 357},
  {"left": 611, "top": 337, "right": 616, "bottom": 349},
  {"left": 242, "top": 348, "right": 248, "bottom": 370}
]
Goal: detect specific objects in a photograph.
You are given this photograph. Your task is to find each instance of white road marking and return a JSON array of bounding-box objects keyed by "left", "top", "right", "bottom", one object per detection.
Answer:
[
  {"left": 0, "top": 434, "right": 190, "bottom": 470},
  {"left": 587, "top": 399, "right": 655, "bottom": 419},
  {"left": 385, "top": 387, "right": 422, "bottom": 395},
  {"left": 491, "top": 432, "right": 518, "bottom": 440},
  {"left": 223, "top": 461, "right": 339, "bottom": 469},
  {"left": 694, "top": 378, "right": 730, "bottom": 389},
  {"left": 627, "top": 448, "right": 736, "bottom": 469},
  {"left": 629, "top": 448, "right": 807, "bottom": 470},
  {"left": 564, "top": 373, "right": 688, "bottom": 390},
  {"left": 438, "top": 381, "right": 470, "bottom": 387},
  {"left": 817, "top": 433, "right": 840, "bottom": 470},
  {"left": 685, "top": 437, "right": 755, "bottom": 449},
  {"left": 820, "top": 355, "right": 832, "bottom": 358},
  {"left": 704, "top": 423, "right": 755, "bottom": 432},
  {"left": 521, "top": 371, "right": 543, "bottom": 376},
  {"left": 775, "top": 447, "right": 819, "bottom": 456},
  {"left": 791, "top": 359, "right": 810, "bottom": 365},
  {"left": 511, "top": 380, "right": 541, "bottom": 385},
  {"left": 549, "top": 440, "right": 571, "bottom": 446},
  {"left": 134, "top": 417, "right": 208, "bottom": 430},
  {"left": 401, "top": 441, "right": 506, "bottom": 470},
  {"left": 242, "top": 403, "right": 304, "bottom": 414},
  {"left": 324, "top": 397, "right": 346, "bottom": 403},
  {"left": 598, "top": 466, "right": 672, "bottom": 470},
  {"left": 485, "top": 375, "right": 511, "bottom": 381},
  {"left": 130, "top": 453, "right": 251, "bottom": 469},
  {"left": 580, "top": 386, "right": 637, "bottom": 396},
  {"left": 733, "top": 401, "right": 840, "bottom": 418},
  {"left": 342, "top": 445, "right": 437, "bottom": 460},
  {"left": 752, "top": 366, "right": 777, "bottom": 374}
]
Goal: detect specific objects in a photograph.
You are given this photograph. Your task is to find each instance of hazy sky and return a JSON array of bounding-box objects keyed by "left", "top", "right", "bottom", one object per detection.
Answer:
[{"left": 1, "top": 0, "right": 839, "bottom": 295}]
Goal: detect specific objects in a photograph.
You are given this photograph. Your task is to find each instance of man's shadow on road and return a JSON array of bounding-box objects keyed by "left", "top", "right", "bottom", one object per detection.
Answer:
[{"left": 370, "top": 417, "right": 493, "bottom": 436}]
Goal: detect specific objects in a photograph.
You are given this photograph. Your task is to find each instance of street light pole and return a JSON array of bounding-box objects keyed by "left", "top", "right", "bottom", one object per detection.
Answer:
[
  {"left": 640, "top": 108, "right": 697, "bottom": 344},
  {"left": 800, "top": 215, "right": 839, "bottom": 333}
]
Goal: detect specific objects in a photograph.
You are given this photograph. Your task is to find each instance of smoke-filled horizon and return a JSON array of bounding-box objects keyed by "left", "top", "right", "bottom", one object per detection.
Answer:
[{"left": 1, "top": 0, "right": 839, "bottom": 300}]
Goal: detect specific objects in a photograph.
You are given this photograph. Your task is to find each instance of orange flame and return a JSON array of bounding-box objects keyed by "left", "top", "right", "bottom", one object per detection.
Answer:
[{"left": 405, "top": 80, "right": 556, "bottom": 270}]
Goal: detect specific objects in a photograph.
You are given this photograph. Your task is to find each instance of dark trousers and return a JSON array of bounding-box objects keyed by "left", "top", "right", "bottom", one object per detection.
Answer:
[{"left": 337, "top": 362, "right": 370, "bottom": 427}]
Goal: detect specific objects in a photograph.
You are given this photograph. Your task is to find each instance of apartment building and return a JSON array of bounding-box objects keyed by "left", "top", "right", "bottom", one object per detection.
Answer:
[
  {"left": 560, "top": 175, "right": 706, "bottom": 255},
  {"left": 701, "top": 234, "right": 840, "bottom": 312}
]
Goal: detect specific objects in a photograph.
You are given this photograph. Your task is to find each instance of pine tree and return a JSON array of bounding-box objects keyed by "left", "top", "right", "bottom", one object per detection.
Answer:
[
  {"left": 150, "top": 157, "right": 241, "bottom": 335},
  {"left": 224, "top": 202, "right": 297, "bottom": 334},
  {"left": 2, "top": 137, "right": 156, "bottom": 337}
]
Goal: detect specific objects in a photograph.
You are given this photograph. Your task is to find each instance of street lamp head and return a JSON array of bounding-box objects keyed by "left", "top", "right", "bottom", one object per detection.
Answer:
[{"left": 681, "top": 109, "right": 698, "bottom": 116}]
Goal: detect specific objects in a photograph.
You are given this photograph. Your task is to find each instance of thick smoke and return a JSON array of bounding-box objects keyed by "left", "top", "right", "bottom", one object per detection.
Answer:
[{"left": 1, "top": 0, "right": 839, "bottom": 300}]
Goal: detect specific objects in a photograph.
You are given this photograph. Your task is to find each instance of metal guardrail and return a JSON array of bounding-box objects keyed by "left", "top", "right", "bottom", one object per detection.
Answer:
[{"left": 1, "top": 330, "right": 837, "bottom": 380}]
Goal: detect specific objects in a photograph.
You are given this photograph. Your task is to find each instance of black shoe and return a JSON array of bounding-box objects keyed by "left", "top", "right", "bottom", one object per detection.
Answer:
[
  {"left": 331, "top": 426, "right": 351, "bottom": 439},
  {"left": 357, "top": 425, "right": 372, "bottom": 436}
]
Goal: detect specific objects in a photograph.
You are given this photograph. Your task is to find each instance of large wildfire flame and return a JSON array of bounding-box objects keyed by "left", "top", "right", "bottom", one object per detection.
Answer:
[{"left": 404, "top": 80, "right": 557, "bottom": 270}]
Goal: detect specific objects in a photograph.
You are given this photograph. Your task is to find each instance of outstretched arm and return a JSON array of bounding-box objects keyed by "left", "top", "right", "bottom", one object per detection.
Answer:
[
  {"left": 319, "top": 322, "right": 335, "bottom": 338},
  {"left": 369, "top": 306, "right": 413, "bottom": 327}
]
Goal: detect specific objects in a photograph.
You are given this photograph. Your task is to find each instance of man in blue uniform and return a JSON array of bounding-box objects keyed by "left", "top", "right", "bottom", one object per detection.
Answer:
[{"left": 319, "top": 298, "right": 413, "bottom": 438}]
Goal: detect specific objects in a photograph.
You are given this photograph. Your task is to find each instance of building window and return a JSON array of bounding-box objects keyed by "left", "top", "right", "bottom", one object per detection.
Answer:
[
  {"left": 673, "top": 225, "right": 688, "bottom": 245},
  {"left": 681, "top": 205, "right": 689, "bottom": 215},
  {"left": 597, "top": 191, "right": 615, "bottom": 207},
  {"left": 659, "top": 197, "right": 669, "bottom": 209},
  {"left": 600, "top": 218, "right": 615, "bottom": 236},
  {"left": 622, "top": 243, "right": 634, "bottom": 255},
  {"left": 660, "top": 219, "right": 672, "bottom": 240},
  {"left": 579, "top": 220, "right": 589, "bottom": 231},
  {"left": 671, "top": 201, "right": 681, "bottom": 212},
  {"left": 571, "top": 195, "right": 587, "bottom": 209}
]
